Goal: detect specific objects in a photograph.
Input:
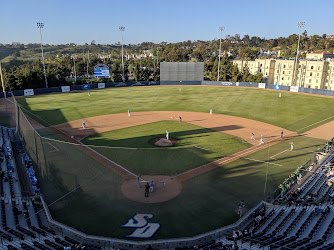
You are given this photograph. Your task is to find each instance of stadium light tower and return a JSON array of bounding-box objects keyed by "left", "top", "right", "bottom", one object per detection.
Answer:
[
  {"left": 37, "top": 22, "right": 48, "bottom": 88},
  {"left": 217, "top": 26, "right": 225, "bottom": 82},
  {"left": 119, "top": 26, "right": 125, "bottom": 82},
  {"left": 71, "top": 55, "right": 77, "bottom": 84},
  {"left": 292, "top": 21, "right": 305, "bottom": 87}
]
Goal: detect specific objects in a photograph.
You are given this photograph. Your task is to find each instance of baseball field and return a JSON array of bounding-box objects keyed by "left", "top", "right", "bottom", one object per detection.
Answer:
[{"left": 15, "top": 85, "right": 334, "bottom": 239}]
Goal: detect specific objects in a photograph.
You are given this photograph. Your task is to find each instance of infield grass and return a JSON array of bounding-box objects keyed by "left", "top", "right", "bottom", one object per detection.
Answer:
[
  {"left": 17, "top": 86, "right": 334, "bottom": 133},
  {"left": 82, "top": 120, "right": 251, "bottom": 175}
]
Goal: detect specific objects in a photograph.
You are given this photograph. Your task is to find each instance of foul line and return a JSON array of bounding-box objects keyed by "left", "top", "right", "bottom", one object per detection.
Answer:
[
  {"left": 244, "top": 157, "right": 283, "bottom": 167},
  {"left": 270, "top": 149, "right": 288, "bottom": 159}
]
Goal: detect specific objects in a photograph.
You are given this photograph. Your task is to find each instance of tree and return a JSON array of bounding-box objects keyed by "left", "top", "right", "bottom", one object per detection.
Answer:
[
  {"left": 111, "top": 63, "right": 122, "bottom": 82},
  {"left": 13, "top": 50, "right": 21, "bottom": 58},
  {"left": 231, "top": 64, "right": 241, "bottom": 82},
  {"left": 302, "top": 30, "right": 307, "bottom": 37},
  {"left": 91, "top": 40, "right": 96, "bottom": 45},
  {"left": 241, "top": 64, "right": 251, "bottom": 82},
  {"left": 152, "top": 68, "right": 159, "bottom": 81},
  {"left": 133, "top": 64, "right": 142, "bottom": 82},
  {"left": 242, "top": 34, "right": 250, "bottom": 43}
]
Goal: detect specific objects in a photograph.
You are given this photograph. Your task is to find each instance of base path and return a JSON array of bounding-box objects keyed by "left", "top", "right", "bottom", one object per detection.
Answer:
[{"left": 54, "top": 111, "right": 291, "bottom": 146}]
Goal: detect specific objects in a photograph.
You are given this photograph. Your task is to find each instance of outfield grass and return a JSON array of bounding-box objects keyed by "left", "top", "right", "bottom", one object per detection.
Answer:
[
  {"left": 82, "top": 120, "right": 251, "bottom": 175},
  {"left": 35, "top": 127, "right": 326, "bottom": 239},
  {"left": 17, "top": 86, "right": 334, "bottom": 133}
]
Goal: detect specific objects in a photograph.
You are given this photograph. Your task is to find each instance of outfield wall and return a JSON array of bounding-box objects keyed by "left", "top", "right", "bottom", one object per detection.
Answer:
[{"left": 2, "top": 80, "right": 334, "bottom": 98}]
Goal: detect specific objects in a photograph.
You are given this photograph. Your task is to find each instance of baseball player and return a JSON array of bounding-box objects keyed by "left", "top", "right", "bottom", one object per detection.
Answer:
[
  {"left": 166, "top": 130, "right": 169, "bottom": 140},
  {"left": 82, "top": 121, "right": 85, "bottom": 130},
  {"left": 260, "top": 135, "right": 264, "bottom": 145},
  {"left": 88, "top": 91, "right": 90, "bottom": 96},
  {"left": 281, "top": 130, "right": 284, "bottom": 139},
  {"left": 238, "top": 200, "right": 245, "bottom": 217},
  {"left": 290, "top": 142, "right": 294, "bottom": 151},
  {"left": 179, "top": 87, "right": 182, "bottom": 92},
  {"left": 210, "top": 109, "right": 213, "bottom": 115},
  {"left": 128, "top": 109, "right": 131, "bottom": 117},
  {"left": 279, "top": 92, "right": 281, "bottom": 98},
  {"left": 179, "top": 116, "right": 182, "bottom": 123},
  {"left": 251, "top": 133, "right": 255, "bottom": 140}
]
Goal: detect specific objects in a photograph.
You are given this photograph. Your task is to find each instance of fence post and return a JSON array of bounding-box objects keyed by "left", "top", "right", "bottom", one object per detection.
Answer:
[{"left": 33, "top": 130, "right": 39, "bottom": 165}]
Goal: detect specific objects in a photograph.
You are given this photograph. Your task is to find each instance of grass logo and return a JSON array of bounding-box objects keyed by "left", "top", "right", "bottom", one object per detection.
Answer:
[{"left": 121, "top": 214, "right": 160, "bottom": 238}]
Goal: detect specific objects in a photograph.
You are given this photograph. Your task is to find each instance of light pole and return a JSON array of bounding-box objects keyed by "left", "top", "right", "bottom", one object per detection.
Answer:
[
  {"left": 217, "top": 26, "right": 224, "bottom": 82},
  {"left": 292, "top": 21, "right": 305, "bottom": 87},
  {"left": 0, "top": 62, "right": 6, "bottom": 98},
  {"left": 71, "top": 55, "right": 77, "bottom": 84},
  {"left": 37, "top": 22, "right": 48, "bottom": 88},
  {"left": 119, "top": 26, "right": 125, "bottom": 82}
]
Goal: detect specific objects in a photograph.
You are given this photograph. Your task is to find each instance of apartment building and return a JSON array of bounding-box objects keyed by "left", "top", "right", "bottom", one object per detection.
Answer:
[
  {"left": 232, "top": 59, "right": 275, "bottom": 84},
  {"left": 233, "top": 54, "right": 334, "bottom": 90}
]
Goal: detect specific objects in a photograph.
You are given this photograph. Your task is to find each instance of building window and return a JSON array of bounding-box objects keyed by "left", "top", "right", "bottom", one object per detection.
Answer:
[
  {"left": 310, "top": 72, "right": 313, "bottom": 76},
  {"left": 289, "top": 71, "right": 291, "bottom": 74},
  {"left": 289, "top": 64, "right": 292, "bottom": 68},
  {"left": 318, "top": 66, "right": 321, "bottom": 70},
  {"left": 309, "top": 79, "right": 312, "bottom": 83},
  {"left": 317, "top": 73, "right": 319, "bottom": 76},
  {"left": 282, "top": 77, "right": 284, "bottom": 80},
  {"left": 332, "top": 73, "right": 334, "bottom": 77},
  {"left": 283, "top": 64, "right": 286, "bottom": 68},
  {"left": 277, "top": 70, "right": 279, "bottom": 73},
  {"left": 266, "top": 73, "right": 268, "bottom": 76},
  {"left": 311, "top": 66, "right": 314, "bottom": 70},
  {"left": 283, "top": 71, "right": 285, "bottom": 74},
  {"left": 260, "top": 64, "right": 262, "bottom": 67},
  {"left": 316, "top": 79, "right": 318, "bottom": 83},
  {"left": 259, "top": 69, "right": 262, "bottom": 73},
  {"left": 288, "top": 77, "right": 290, "bottom": 80}
]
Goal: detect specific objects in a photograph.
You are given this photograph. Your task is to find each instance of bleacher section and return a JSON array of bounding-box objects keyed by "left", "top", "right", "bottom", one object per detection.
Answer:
[
  {"left": 0, "top": 126, "right": 102, "bottom": 249},
  {"left": 222, "top": 139, "right": 334, "bottom": 250}
]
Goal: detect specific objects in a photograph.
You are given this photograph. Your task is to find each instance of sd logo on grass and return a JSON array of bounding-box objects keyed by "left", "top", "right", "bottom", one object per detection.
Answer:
[{"left": 121, "top": 214, "right": 160, "bottom": 238}]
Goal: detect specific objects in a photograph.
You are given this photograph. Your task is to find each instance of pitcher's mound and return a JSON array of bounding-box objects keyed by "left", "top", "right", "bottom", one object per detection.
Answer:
[
  {"left": 121, "top": 175, "right": 182, "bottom": 203},
  {"left": 153, "top": 137, "right": 178, "bottom": 147}
]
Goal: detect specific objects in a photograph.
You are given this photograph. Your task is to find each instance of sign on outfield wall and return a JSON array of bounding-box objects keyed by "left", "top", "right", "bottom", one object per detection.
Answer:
[
  {"left": 290, "top": 86, "right": 299, "bottom": 92},
  {"left": 24, "top": 89, "right": 34, "bottom": 96},
  {"left": 98, "top": 83, "right": 105, "bottom": 89},
  {"left": 236, "top": 82, "right": 240, "bottom": 86},
  {"left": 274, "top": 85, "right": 281, "bottom": 90},
  {"left": 258, "top": 83, "right": 266, "bottom": 89},
  {"left": 82, "top": 84, "right": 90, "bottom": 90},
  {"left": 61, "top": 86, "right": 70, "bottom": 92}
]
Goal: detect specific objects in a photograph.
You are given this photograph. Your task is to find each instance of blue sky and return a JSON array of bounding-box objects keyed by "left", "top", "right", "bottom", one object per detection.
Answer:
[{"left": 1, "top": 0, "right": 333, "bottom": 45}]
